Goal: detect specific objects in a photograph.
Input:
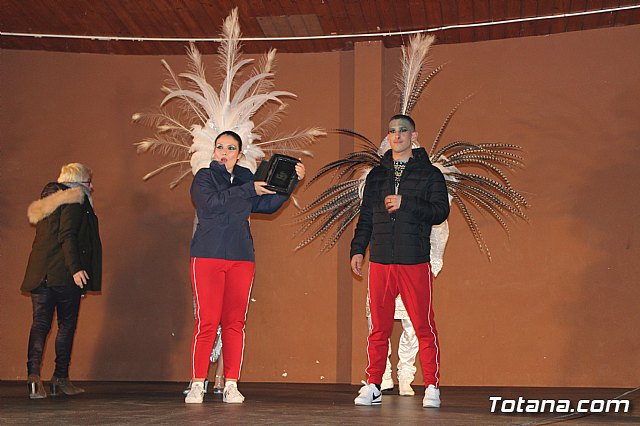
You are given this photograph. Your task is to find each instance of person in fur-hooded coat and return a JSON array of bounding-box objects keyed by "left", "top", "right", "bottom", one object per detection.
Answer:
[{"left": 21, "top": 163, "right": 101, "bottom": 399}]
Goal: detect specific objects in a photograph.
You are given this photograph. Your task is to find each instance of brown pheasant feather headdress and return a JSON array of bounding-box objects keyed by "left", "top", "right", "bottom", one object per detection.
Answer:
[{"left": 294, "top": 34, "right": 528, "bottom": 261}]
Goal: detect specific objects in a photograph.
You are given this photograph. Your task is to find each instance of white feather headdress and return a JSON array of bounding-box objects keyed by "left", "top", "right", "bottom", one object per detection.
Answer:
[{"left": 134, "top": 8, "right": 325, "bottom": 188}]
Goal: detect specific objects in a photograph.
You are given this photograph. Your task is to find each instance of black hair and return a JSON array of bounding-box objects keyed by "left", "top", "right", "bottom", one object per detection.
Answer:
[
  {"left": 389, "top": 114, "right": 416, "bottom": 131},
  {"left": 215, "top": 130, "right": 243, "bottom": 151}
]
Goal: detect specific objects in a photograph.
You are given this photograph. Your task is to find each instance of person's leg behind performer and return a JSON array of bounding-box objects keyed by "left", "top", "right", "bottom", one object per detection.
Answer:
[
  {"left": 212, "top": 342, "right": 224, "bottom": 394},
  {"left": 397, "top": 317, "right": 418, "bottom": 396}
]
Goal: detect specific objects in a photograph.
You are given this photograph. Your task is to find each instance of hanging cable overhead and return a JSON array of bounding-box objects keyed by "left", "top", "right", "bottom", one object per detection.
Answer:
[{"left": 2, "top": 5, "right": 638, "bottom": 43}]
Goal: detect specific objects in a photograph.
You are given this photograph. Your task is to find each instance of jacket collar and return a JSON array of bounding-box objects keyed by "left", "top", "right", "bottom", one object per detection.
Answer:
[
  {"left": 380, "top": 147, "right": 431, "bottom": 168},
  {"left": 209, "top": 161, "right": 253, "bottom": 181},
  {"left": 27, "top": 186, "right": 85, "bottom": 224}
]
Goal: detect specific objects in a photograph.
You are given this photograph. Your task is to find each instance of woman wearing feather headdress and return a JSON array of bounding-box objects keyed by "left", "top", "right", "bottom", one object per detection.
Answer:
[
  {"left": 185, "top": 131, "right": 305, "bottom": 404},
  {"left": 132, "top": 8, "right": 321, "bottom": 404}
]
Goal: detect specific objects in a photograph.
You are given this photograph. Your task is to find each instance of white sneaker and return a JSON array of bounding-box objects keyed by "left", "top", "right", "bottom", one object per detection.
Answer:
[
  {"left": 354, "top": 382, "right": 382, "bottom": 406},
  {"left": 399, "top": 379, "right": 415, "bottom": 396},
  {"left": 184, "top": 381, "right": 205, "bottom": 404},
  {"left": 381, "top": 377, "right": 394, "bottom": 391},
  {"left": 422, "top": 384, "right": 441, "bottom": 408},
  {"left": 182, "top": 379, "right": 209, "bottom": 395},
  {"left": 223, "top": 382, "right": 245, "bottom": 404}
]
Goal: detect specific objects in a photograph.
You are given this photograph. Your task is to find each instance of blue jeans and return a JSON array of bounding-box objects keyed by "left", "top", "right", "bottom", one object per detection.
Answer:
[{"left": 27, "top": 283, "right": 82, "bottom": 378}]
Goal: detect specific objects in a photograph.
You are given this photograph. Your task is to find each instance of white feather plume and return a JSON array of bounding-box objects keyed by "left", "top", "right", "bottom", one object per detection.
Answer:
[{"left": 134, "top": 8, "right": 325, "bottom": 184}]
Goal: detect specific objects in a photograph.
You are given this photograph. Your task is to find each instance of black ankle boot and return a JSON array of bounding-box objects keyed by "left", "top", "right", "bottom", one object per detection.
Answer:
[
  {"left": 28, "top": 374, "right": 47, "bottom": 399},
  {"left": 50, "top": 376, "right": 85, "bottom": 396}
]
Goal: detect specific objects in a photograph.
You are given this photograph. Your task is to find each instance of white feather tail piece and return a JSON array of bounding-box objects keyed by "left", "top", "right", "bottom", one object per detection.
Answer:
[{"left": 133, "top": 8, "right": 324, "bottom": 185}]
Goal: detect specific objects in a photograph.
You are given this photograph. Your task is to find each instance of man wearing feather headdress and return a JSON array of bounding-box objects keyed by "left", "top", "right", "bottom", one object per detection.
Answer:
[
  {"left": 296, "top": 32, "right": 527, "bottom": 407},
  {"left": 351, "top": 114, "right": 450, "bottom": 408}
]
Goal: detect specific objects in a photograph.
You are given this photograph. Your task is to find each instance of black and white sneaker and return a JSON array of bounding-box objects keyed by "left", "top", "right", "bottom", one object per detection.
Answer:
[{"left": 354, "top": 382, "right": 382, "bottom": 406}]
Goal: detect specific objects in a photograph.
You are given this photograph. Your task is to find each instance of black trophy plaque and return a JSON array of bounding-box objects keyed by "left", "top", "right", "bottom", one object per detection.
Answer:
[{"left": 253, "top": 154, "right": 300, "bottom": 195}]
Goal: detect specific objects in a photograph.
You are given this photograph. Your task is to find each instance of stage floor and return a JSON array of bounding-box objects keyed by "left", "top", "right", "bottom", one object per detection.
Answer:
[{"left": 0, "top": 382, "right": 637, "bottom": 425}]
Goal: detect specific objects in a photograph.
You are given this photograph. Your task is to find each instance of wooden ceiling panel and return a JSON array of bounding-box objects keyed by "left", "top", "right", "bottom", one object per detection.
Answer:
[
  {"left": 81, "top": 2, "right": 124, "bottom": 36},
  {"left": 394, "top": 0, "right": 415, "bottom": 32},
  {"left": 409, "top": 0, "right": 429, "bottom": 30},
  {"left": 1, "top": 0, "right": 638, "bottom": 54},
  {"left": 595, "top": 6, "right": 616, "bottom": 27},
  {"left": 181, "top": 1, "right": 216, "bottom": 36},
  {"left": 358, "top": 0, "right": 382, "bottom": 32},
  {"left": 424, "top": 0, "right": 444, "bottom": 27},
  {"left": 472, "top": 0, "right": 491, "bottom": 42},
  {"left": 582, "top": 0, "right": 605, "bottom": 28},
  {"left": 583, "top": 0, "right": 611, "bottom": 29},
  {"left": 113, "top": 1, "right": 156, "bottom": 37},
  {"left": 439, "top": 1, "right": 461, "bottom": 43},
  {"left": 549, "top": 0, "right": 572, "bottom": 34},
  {"left": 237, "top": 1, "right": 264, "bottom": 35},
  {"left": 343, "top": 0, "right": 372, "bottom": 34},
  {"left": 271, "top": 1, "right": 302, "bottom": 52},
  {"left": 169, "top": 0, "right": 209, "bottom": 37},
  {"left": 148, "top": 1, "right": 184, "bottom": 37},
  {"left": 487, "top": 0, "right": 508, "bottom": 40},
  {"left": 235, "top": 0, "right": 263, "bottom": 37},
  {"left": 310, "top": 0, "right": 343, "bottom": 51},
  {"left": 375, "top": 0, "right": 399, "bottom": 32},
  {"left": 616, "top": 1, "right": 640, "bottom": 25},
  {"left": 292, "top": 0, "right": 329, "bottom": 52},
  {"left": 520, "top": 0, "right": 542, "bottom": 37},
  {"left": 565, "top": 0, "right": 588, "bottom": 31},
  {"left": 503, "top": 1, "right": 524, "bottom": 39},
  {"left": 457, "top": 0, "right": 476, "bottom": 43}
]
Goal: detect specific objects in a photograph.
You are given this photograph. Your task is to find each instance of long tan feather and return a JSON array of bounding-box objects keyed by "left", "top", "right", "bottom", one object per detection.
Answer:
[
  {"left": 218, "top": 8, "right": 242, "bottom": 105},
  {"left": 397, "top": 34, "right": 435, "bottom": 115},
  {"left": 257, "top": 128, "right": 326, "bottom": 151}
]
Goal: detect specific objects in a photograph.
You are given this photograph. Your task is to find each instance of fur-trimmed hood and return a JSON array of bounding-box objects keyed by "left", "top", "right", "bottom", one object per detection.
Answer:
[{"left": 27, "top": 186, "right": 85, "bottom": 224}]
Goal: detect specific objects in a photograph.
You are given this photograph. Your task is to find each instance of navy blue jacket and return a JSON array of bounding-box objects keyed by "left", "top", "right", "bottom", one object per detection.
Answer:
[
  {"left": 350, "top": 148, "right": 450, "bottom": 264},
  {"left": 190, "top": 161, "right": 291, "bottom": 261}
]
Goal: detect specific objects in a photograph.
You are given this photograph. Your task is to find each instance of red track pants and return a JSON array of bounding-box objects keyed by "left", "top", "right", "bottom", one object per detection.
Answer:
[
  {"left": 366, "top": 262, "right": 440, "bottom": 387},
  {"left": 190, "top": 257, "right": 254, "bottom": 380}
]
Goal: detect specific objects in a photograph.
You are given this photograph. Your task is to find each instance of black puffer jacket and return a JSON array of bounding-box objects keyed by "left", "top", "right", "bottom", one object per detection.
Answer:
[
  {"left": 350, "top": 148, "right": 450, "bottom": 264},
  {"left": 21, "top": 182, "right": 102, "bottom": 292}
]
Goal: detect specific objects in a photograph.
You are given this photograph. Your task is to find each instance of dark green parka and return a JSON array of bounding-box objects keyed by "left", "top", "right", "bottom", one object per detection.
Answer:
[{"left": 21, "top": 182, "right": 102, "bottom": 292}]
